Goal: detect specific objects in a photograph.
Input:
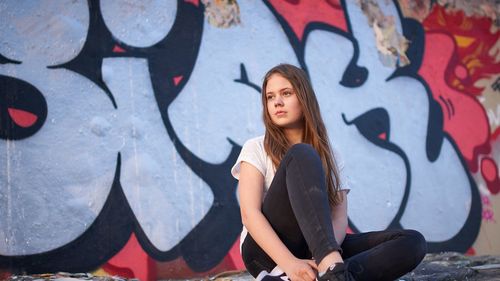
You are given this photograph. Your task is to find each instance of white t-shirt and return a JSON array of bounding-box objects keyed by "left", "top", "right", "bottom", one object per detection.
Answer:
[
  {"left": 231, "top": 135, "right": 350, "bottom": 248},
  {"left": 231, "top": 135, "right": 275, "bottom": 196}
]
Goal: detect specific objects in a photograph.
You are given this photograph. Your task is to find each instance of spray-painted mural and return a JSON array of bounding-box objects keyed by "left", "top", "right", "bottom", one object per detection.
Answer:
[{"left": 1, "top": 0, "right": 498, "bottom": 280}]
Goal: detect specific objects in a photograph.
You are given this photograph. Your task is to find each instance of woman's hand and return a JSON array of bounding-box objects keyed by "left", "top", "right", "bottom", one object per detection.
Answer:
[{"left": 283, "top": 258, "right": 318, "bottom": 281}]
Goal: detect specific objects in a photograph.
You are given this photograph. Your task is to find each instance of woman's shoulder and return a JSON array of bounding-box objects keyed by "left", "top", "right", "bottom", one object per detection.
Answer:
[{"left": 231, "top": 135, "right": 266, "bottom": 179}]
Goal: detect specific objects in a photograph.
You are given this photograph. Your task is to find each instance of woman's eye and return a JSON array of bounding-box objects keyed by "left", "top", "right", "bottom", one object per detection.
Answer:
[
  {"left": 283, "top": 91, "right": 292, "bottom": 96},
  {"left": 267, "top": 95, "right": 274, "bottom": 100}
]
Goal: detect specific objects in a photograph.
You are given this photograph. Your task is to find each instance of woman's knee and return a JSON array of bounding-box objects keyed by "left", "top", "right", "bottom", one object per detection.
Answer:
[
  {"left": 285, "top": 143, "right": 320, "bottom": 162},
  {"left": 402, "top": 229, "right": 427, "bottom": 262}
]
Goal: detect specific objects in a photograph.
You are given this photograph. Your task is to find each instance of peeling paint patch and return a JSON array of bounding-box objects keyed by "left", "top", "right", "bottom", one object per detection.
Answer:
[
  {"left": 356, "top": 0, "right": 410, "bottom": 67},
  {"left": 202, "top": 0, "right": 241, "bottom": 28},
  {"left": 476, "top": 74, "right": 500, "bottom": 131},
  {"left": 436, "top": 0, "right": 499, "bottom": 33},
  {"left": 400, "top": 0, "right": 500, "bottom": 33},
  {"left": 490, "top": 39, "right": 500, "bottom": 64},
  {"left": 398, "top": 0, "right": 433, "bottom": 22}
]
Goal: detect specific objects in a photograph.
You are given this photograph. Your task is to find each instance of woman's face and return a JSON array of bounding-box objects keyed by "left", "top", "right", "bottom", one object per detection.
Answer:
[{"left": 265, "top": 73, "right": 303, "bottom": 129}]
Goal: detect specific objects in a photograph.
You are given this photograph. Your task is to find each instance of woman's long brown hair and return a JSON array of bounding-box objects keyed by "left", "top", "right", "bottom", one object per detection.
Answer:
[{"left": 262, "top": 64, "right": 343, "bottom": 206}]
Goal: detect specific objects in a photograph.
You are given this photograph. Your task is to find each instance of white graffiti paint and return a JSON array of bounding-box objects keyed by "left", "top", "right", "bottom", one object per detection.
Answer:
[
  {"left": 0, "top": 62, "right": 117, "bottom": 255},
  {"left": 100, "top": 0, "right": 178, "bottom": 48},
  {"left": 0, "top": 0, "right": 89, "bottom": 66},
  {"left": 168, "top": 0, "right": 299, "bottom": 163},
  {"left": 0, "top": 0, "right": 212, "bottom": 255},
  {"left": 102, "top": 58, "right": 213, "bottom": 251}
]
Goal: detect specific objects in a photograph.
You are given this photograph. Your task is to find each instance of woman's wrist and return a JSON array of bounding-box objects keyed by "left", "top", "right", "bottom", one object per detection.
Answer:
[{"left": 278, "top": 253, "right": 298, "bottom": 271}]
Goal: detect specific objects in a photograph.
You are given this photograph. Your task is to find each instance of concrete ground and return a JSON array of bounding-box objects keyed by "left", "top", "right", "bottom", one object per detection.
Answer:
[{"left": 4, "top": 252, "right": 500, "bottom": 281}]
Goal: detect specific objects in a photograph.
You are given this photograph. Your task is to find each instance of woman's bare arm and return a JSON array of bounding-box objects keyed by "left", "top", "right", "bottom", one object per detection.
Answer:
[{"left": 331, "top": 190, "right": 348, "bottom": 245}]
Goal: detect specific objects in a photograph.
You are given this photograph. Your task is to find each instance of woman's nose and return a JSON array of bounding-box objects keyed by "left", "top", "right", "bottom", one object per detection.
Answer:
[{"left": 274, "top": 96, "right": 284, "bottom": 106}]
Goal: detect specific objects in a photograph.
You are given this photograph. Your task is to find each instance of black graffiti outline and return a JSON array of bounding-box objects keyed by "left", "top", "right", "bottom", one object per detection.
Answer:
[{"left": 0, "top": 75, "right": 47, "bottom": 140}]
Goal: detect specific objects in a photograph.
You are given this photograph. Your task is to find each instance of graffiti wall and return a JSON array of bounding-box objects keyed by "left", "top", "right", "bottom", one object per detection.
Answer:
[{"left": 0, "top": 0, "right": 498, "bottom": 280}]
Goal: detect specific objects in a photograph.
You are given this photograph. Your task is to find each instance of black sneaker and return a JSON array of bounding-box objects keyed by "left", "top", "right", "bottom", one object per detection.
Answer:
[{"left": 317, "top": 262, "right": 355, "bottom": 281}]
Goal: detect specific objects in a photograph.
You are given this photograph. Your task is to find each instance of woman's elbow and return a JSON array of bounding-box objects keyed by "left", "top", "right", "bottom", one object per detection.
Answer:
[
  {"left": 240, "top": 211, "right": 249, "bottom": 227},
  {"left": 240, "top": 208, "right": 258, "bottom": 227}
]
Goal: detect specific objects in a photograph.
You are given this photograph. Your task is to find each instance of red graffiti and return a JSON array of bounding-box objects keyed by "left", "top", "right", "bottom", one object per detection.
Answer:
[
  {"left": 378, "top": 132, "right": 387, "bottom": 141},
  {"left": 267, "top": 0, "right": 347, "bottom": 41},
  {"left": 112, "top": 45, "right": 126, "bottom": 53},
  {"left": 227, "top": 237, "right": 245, "bottom": 269},
  {"left": 419, "top": 4, "right": 499, "bottom": 177},
  {"left": 493, "top": 128, "right": 500, "bottom": 141},
  {"left": 8, "top": 108, "right": 38, "bottom": 128},
  {"left": 173, "top": 75, "right": 184, "bottom": 86},
  {"left": 103, "top": 234, "right": 157, "bottom": 281},
  {"left": 419, "top": 31, "right": 490, "bottom": 172},
  {"left": 0, "top": 271, "right": 11, "bottom": 280},
  {"left": 155, "top": 238, "right": 244, "bottom": 279},
  {"left": 465, "top": 247, "right": 476, "bottom": 256},
  {"left": 423, "top": 6, "right": 499, "bottom": 96},
  {"left": 481, "top": 157, "right": 500, "bottom": 194},
  {"left": 184, "top": 0, "right": 199, "bottom": 7}
]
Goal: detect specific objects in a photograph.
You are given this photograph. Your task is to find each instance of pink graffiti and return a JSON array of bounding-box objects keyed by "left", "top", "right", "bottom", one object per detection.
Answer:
[
  {"left": 184, "top": 0, "right": 199, "bottom": 7},
  {"left": 482, "top": 195, "right": 491, "bottom": 206},
  {"left": 267, "top": 0, "right": 347, "bottom": 41},
  {"left": 482, "top": 209, "right": 495, "bottom": 222},
  {"left": 173, "top": 75, "right": 184, "bottom": 86},
  {"left": 112, "top": 45, "right": 126, "bottom": 53}
]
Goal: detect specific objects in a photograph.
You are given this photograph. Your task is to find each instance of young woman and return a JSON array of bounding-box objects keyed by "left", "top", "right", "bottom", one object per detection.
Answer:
[{"left": 231, "top": 64, "right": 427, "bottom": 281}]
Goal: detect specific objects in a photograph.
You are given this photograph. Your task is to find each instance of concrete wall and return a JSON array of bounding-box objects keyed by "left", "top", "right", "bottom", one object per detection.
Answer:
[{"left": 0, "top": 0, "right": 498, "bottom": 280}]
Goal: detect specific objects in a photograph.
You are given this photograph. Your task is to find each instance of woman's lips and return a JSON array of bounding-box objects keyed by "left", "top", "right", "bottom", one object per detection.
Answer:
[{"left": 275, "top": 110, "right": 286, "bottom": 116}]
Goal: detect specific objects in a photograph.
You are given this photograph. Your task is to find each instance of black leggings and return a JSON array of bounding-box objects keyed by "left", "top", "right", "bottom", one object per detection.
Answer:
[{"left": 241, "top": 144, "right": 427, "bottom": 281}]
